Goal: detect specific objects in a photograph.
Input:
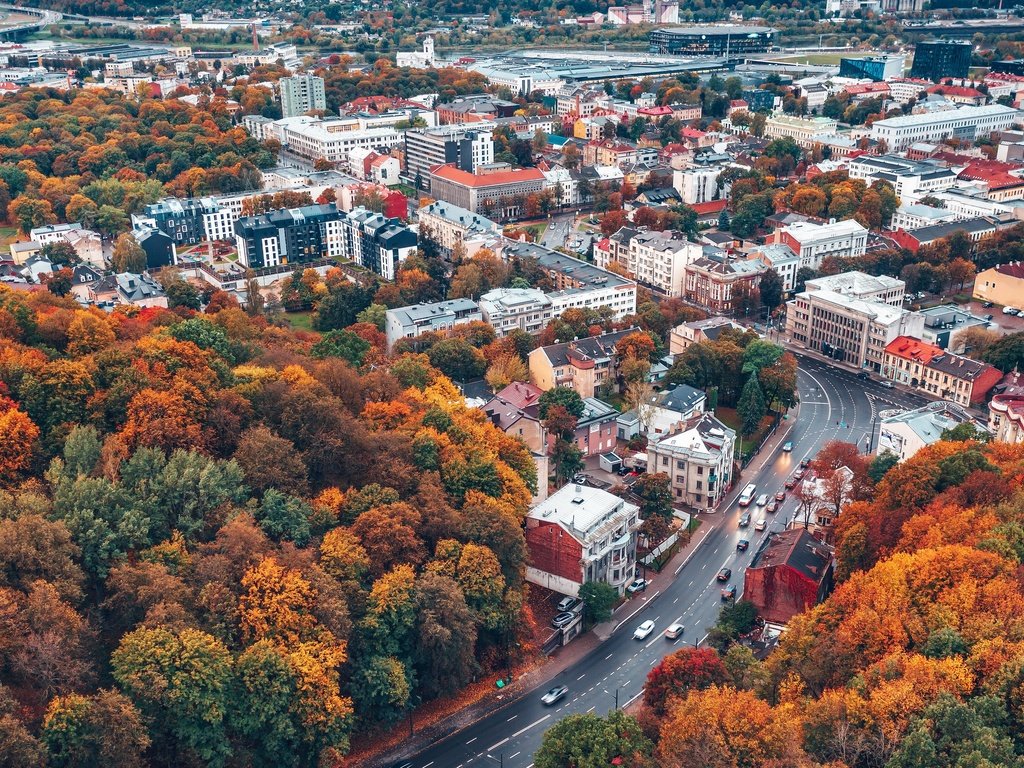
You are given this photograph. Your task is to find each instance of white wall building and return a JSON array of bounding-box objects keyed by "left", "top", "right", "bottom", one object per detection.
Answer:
[
  {"left": 627, "top": 230, "right": 703, "bottom": 297},
  {"left": 673, "top": 166, "right": 719, "bottom": 204},
  {"left": 869, "top": 105, "right": 1022, "bottom": 152},
  {"left": 773, "top": 219, "right": 868, "bottom": 270}
]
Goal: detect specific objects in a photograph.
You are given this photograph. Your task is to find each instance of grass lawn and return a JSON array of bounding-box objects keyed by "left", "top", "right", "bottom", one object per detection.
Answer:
[
  {"left": 394, "top": 183, "right": 418, "bottom": 199},
  {"left": 519, "top": 222, "right": 548, "bottom": 241},
  {"left": 0, "top": 226, "right": 19, "bottom": 248},
  {"left": 715, "top": 407, "right": 775, "bottom": 457},
  {"left": 285, "top": 311, "right": 315, "bottom": 331}
]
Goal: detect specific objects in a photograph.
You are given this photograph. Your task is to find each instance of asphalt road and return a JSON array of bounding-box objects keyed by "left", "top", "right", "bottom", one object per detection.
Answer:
[
  {"left": 393, "top": 359, "right": 928, "bottom": 768},
  {"left": 539, "top": 214, "right": 578, "bottom": 250}
]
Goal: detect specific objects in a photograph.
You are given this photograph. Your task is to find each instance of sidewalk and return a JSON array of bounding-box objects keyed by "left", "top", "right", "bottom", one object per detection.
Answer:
[{"left": 365, "top": 407, "right": 799, "bottom": 768}]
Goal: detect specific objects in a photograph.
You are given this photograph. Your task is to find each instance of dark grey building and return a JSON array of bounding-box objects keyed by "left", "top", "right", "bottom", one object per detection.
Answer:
[
  {"left": 135, "top": 225, "right": 176, "bottom": 270},
  {"left": 403, "top": 126, "right": 494, "bottom": 192},
  {"left": 234, "top": 204, "right": 341, "bottom": 270},
  {"left": 138, "top": 197, "right": 220, "bottom": 246},
  {"left": 649, "top": 25, "right": 775, "bottom": 57},
  {"left": 909, "top": 41, "right": 971, "bottom": 81}
]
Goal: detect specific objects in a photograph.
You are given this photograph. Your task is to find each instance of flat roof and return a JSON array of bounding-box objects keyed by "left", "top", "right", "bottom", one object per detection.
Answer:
[{"left": 529, "top": 483, "right": 638, "bottom": 537}]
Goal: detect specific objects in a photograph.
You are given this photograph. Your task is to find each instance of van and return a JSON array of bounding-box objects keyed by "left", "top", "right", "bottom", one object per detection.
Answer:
[{"left": 738, "top": 483, "right": 757, "bottom": 507}]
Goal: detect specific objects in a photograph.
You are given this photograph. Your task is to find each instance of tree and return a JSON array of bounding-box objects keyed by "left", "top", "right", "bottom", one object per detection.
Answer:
[
  {"left": 578, "top": 581, "right": 618, "bottom": 624},
  {"left": 9, "top": 195, "right": 56, "bottom": 234},
  {"left": 736, "top": 376, "right": 766, "bottom": 436},
  {"left": 632, "top": 472, "right": 673, "bottom": 520},
  {"left": 0, "top": 684, "right": 44, "bottom": 768},
  {"left": 233, "top": 426, "right": 308, "bottom": 497},
  {"left": 982, "top": 332, "right": 1024, "bottom": 373},
  {"left": 110, "top": 627, "right": 233, "bottom": 767},
  {"left": 485, "top": 351, "right": 529, "bottom": 390},
  {"left": 644, "top": 647, "right": 731, "bottom": 716},
  {"left": 111, "top": 233, "right": 147, "bottom": 274},
  {"left": 0, "top": 406, "right": 39, "bottom": 482},
  {"left": 539, "top": 386, "right": 585, "bottom": 419},
  {"left": 868, "top": 450, "right": 899, "bottom": 484},
  {"left": 550, "top": 438, "right": 584, "bottom": 484},
  {"left": 43, "top": 268, "right": 73, "bottom": 297},
  {"left": 255, "top": 490, "right": 313, "bottom": 546},
  {"left": 311, "top": 329, "right": 371, "bottom": 367},
  {"left": 426, "top": 339, "right": 487, "bottom": 382},
  {"left": 759, "top": 268, "right": 784, "bottom": 312},
  {"left": 42, "top": 690, "right": 150, "bottom": 768},
  {"left": 163, "top": 276, "right": 201, "bottom": 311},
  {"left": 534, "top": 711, "right": 654, "bottom": 768},
  {"left": 413, "top": 571, "right": 478, "bottom": 699}
]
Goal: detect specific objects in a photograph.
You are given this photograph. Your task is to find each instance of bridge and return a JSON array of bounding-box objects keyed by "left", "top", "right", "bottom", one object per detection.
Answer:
[{"left": 0, "top": 5, "right": 63, "bottom": 40}]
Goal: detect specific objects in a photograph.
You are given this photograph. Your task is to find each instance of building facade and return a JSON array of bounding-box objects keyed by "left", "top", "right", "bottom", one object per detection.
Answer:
[
  {"left": 881, "top": 335, "right": 1003, "bottom": 406},
  {"left": 744, "top": 529, "right": 834, "bottom": 626},
  {"left": 870, "top": 105, "right": 1021, "bottom": 152},
  {"left": 529, "top": 329, "right": 636, "bottom": 398},
  {"left": 973, "top": 262, "right": 1024, "bottom": 307},
  {"left": 877, "top": 401, "right": 987, "bottom": 461},
  {"left": 627, "top": 229, "right": 702, "bottom": 297},
  {"left": 647, "top": 413, "right": 735, "bottom": 510},
  {"left": 649, "top": 25, "right": 775, "bottom": 56},
  {"left": 417, "top": 200, "right": 500, "bottom": 253},
  {"left": 478, "top": 288, "right": 554, "bottom": 337},
  {"left": 404, "top": 127, "right": 495, "bottom": 191},
  {"left": 280, "top": 74, "right": 326, "bottom": 118},
  {"left": 385, "top": 298, "right": 483, "bottom": 349},
  {"left": 909, "top": 41, "right": 971, "bottom": 81},
  {"left": 773, "top": 219, "right": 868, "bottom": 270},
  {"left": 428, "top": 165, "right": 547, "bottom": 219}
]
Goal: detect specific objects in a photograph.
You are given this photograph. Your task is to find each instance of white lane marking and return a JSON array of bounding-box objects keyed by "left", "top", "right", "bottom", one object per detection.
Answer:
[
  {"left": 587, "top": 705, "right": 595, "bottom": 713},
  {"left": 507, "top": 715, "right": 517, "bottom": 722},
  {"left": 466, "top": 737, "right": 477, "bottom": 745},
  {"left": 487, "top": 738, "right": 509, "bottom": 751},
  {"left": 605, "top": 653, "right": 613, "bottom": 660},
  {"left": 577, "top": 674, "right": 586, "bottom": 681},
  {"left": 510, "top": 715, "right": 550, "bottom": 739},
  {"left": 510, "top": 753, "right": 520, "bottom": 760},
  {"left": 424, "top": 763, "right": 434, "bottom": 767},
  {"left": 625, "top": 690, "right": 644, "bottom": 706},
  {"left": 644, "top": 634, "right": 661, "bottom": 649}
]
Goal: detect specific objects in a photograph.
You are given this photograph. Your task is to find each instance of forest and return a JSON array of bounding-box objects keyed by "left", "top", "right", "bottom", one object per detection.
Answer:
[
  {"left": 534, "top": 436, "right": 1024, "bottom": 768},
  {"left": 0, "top": 279, "right": 540, "bottom": 767}
]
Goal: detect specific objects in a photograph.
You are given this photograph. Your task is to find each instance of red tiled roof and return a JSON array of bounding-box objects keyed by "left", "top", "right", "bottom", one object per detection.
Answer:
[
  {"left": 885, "top": 335, "right": 943, "bottom": 363},
  {"left": 996, "top": 262, "right": 1024, "bottom": 280},
  {"left": 429, "top": 164, "right": 545, "bottom": 187},
  {"left": 690, "top": 199, "right": 729, "bottom": 215},
  {"left": 926, "top": 85, "right": 985, "bottom": 98},
  {"left": 844, "top": 83, "right": 890, "bottom": 95}
]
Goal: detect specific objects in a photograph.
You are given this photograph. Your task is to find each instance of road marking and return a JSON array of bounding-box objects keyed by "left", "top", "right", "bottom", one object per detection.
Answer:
[
  {"left": 625, "top": 690, "right": 644, "bottom": 706},
  {"left": 577, "top": 674, "right": 586, "bottom": 681},
  {"left": 510, "top": 715, "right": 550, "bottom": 739},
  {"left": 466, "top": 737, "right": 477, "bottom": 745},
  {"left": 605, "top": 653, "right": 613, "bottom": 660},
  {"left": 688, "top": 580, "right": 694, "bottom": 587},
  {"left": 587, "top": 705, "right": 595, "bottom": 713},
  {"left": 510, "top": 753, "right": 520, "bottom": 760},
  {"left": 424, "top": 763, "right": 434, "bottom": 767},
  {"left": 507, "top": 715, "right": 518, "bottom": 722},
  {"left": 644, "top": 635, "right": 660, "bottom": 649},
  {"left": 673, "top": 597, "right": 678, "bottom": 603},
  {"left": 487, "top": 738, "right": 509, "bottom": 751}
]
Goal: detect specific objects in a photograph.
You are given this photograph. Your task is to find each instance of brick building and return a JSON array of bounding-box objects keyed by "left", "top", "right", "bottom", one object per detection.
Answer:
[
  {"left": 743, "top": 529, "right": 834, "bottom": 626},
  {"left": 882, "top": 335, "right": 1003, "bottom": 406}
]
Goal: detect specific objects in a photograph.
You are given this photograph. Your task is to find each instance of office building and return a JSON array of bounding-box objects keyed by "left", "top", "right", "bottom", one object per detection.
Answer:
[
  {"left": 772, "top": 219, "right": 868, "bottom": 270},
  {"left": 385, "top": 298, "right": 483, "bottom": 349},
  {"left": 763, "top": 115, "right": 839, "bottom": 147},
  {"left": 525, "top": 484, "right": 641, "bottom": 597},
  {"left": 428, "top": 165, "right": 547, "bottom": 219},
  {"left": 909, "top": 41, "right": 971, "bottom": 81},
  {"left": 649, "top": 25, "right": 775, "bottom": 56},
  {"left": 279, "top": 74, "right": 326, "bottom": 118},
  {"left": 785, "top": 272, "right": 924, "bottom": 371},
  {"left": 847, "top": 154, "right": 959, "bottom": 200},
  {"left": 404, "top": 127, "right": 494, "bottom": 191},
  {"left": 647, "top": 413, "right": 735, "bottom": 510},
  {"left": 838, "top": 55, "right": 904, "bottom": 82},
  {"left": 869, "top": 105, "right": 1021, "bottom": 152},
  {"left": 479, "top": 288, "right": 554, "bottom": 337}
]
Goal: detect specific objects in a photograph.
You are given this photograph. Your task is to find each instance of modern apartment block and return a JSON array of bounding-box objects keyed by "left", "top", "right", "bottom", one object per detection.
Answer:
[
  {"left": 384, "top": 298, "right": 483, "bottom": 349},
  {"left": 909, "top": 40, "right": 971, "bottom": 81},
  {"left": 404, "top": 126, "right": 494, "bottom": 191},
  {"left": 647, "top": 412, "right": 736, "bottom": 510},
  {"left": 279, "top": 74, "right": 326, "bottom": 118},
  {"left": 785, "top": 272, "right": 925, "bottom": 371},
  {"left": 478, "top": 288, "right": 554, "bottom": 337},
  {"left": 869, "top": 105, "right": 1021, "bottom": 152},
  {"left": 772, "top": 219, "right": 868, "bottom": 270},
  {"left": 339, "top": 208, "right": 418, "bottom": 280},
  {"left": 627, "top": 229, "right": 702, "bottom": 297}
]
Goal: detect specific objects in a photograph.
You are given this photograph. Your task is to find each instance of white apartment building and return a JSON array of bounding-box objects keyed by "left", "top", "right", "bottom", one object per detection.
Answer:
[
  {"left": 887, "top": 79, "right": 931, "bottom": 105},
  {"left": 417, "top": 200, "right": 500, "bottom": 252},
  {"left": 385, "top": 298, "right": 483, "bottom": 349},
  {"left": 890, "top": 203, "right": 959, "bottom": 231},
  {"left": 750, "top": 243, "right": 799, "bottom": 294},
  {"left": 478, "top": 287, "right": 554, "bottom": 337},
  {"left": 647, "top": 413, "right": 736, "bottom": 510},
  {"left": 848, "top": 154, "right": 959, "bottom": 200},
  {"left": 773, "top": 219, "right": 868, "bottom": 270},
  {"left": 932, "top": 188, "right": 1014, "bottom": 219},
  {"left": 763, "top": 115, "right": 839, "bottom": 147},
  {"left": 627, "top": 230, "right": 702, "bottom": 297},
  {"left": 869, "top": 105, "right": 1022, "bottom": 152},
  {"left": 785, "top": 272, "right": 924, "bottom": 371},
  {"left": 878, "top": 401, "right": 985, "bottom": 461},
  {"left": 673, "top": 166, "right": 719, "bottom": 204}
]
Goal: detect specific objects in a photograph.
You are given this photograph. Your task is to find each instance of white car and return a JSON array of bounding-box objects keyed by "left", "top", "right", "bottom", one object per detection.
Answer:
[
  {"left": 633, "top": 620, "right": 656, "bottom": 640},
  {"left": 541, "top": 685, "right": 568, "bottom": 705},
  {"left": 755, "top": 494, "right": 769, "bottom": 507},
  {"left": 1004, "top": 306, "right": 1020, "bottom": 315},
  {"left": 664, "top": 623, "right": 685, "bottom": 640},
  {"left": 755, "top": 518, "right": 767, "bottom": 531}
]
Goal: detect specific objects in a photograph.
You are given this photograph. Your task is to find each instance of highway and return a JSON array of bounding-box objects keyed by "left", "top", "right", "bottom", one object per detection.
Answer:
[{"left": 390, "top": 357, "right": 929, "bottom": 768}]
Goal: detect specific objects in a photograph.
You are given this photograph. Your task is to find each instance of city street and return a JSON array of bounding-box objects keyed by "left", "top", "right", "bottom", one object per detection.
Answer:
[
  {"left": 387, "top": 358, "right": 929, "bottom": 768},
  {"left": 539, "top": 213, "right": 579, "bottom": 250}
]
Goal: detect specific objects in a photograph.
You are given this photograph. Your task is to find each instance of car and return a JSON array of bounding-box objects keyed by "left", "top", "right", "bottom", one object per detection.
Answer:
[
  {"left": 986, "top": 314, "right": 995, "bottom": 321},
  {"left": 765, "top": 501, "right": 779, "bottom": 514},
  {"left": 857, "top": 371, "right": 870, "bottom": 380},
  {"left": 664, "top": 623, "right": 685, "bottom": 640},
  {"left": 617, "top": 465, "right": 631, "bottom": 475},
  {"left": 775, "top": 490, "right": 786, "bottom": 502},
  {"left": 556, "top": 596, "right": 577, "bottom": 613},
  {"left": 755, "top": 493, "right": 769, "bottom": 507},
  {"left": 782, "top": 441, "right": 793, "bottom": 452},
  {"left": 794, "top": 468, "right": 806, "bottom": 481},
  {"left": 721, "top": 584, "right": 737, "bottom": 600},
  {"left": 785, "top": 476, "right": 797, "bottom": 489},
  {"left": 800, "top": 458, "right": 811, "bottom": 469},
  {"left": 633, "top": 620, "right": 656, "bottom": 640},
  {"left": 626, "top": 578, "right": 649, "bottom": 594},
  {"left": 573, "top": 474, "right": 586, "bottom": 483},
  {"left": 1004, "top": 306, "right": 1020, "bottom": 315},
  {"left": 551, "top": 612, "right": 575, "bottom": 629},
  {"left": 717, "top": 567, "right": 732, "bottom": 582},
  {"left": 737, "top": 539, "right": 749, "bottom": 551},
  {"left": 739, "top": 513, "right": 751, "bottom": 527},
  {"left": 880, "top": 380, "right": 895, "bottom": 388},
  {"left": 541, "top": 685, "right": 568, "bottom": 705},
  {"left": 983, "top": 301, "right": 994, "bottom": 308},
  {"left": 755, "top": 518, "right": 767, "bottom": 531}
]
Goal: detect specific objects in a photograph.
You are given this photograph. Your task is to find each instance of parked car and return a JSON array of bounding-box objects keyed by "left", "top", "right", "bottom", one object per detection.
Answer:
[
  {"left": 800, "top": 458, "right": 811, "bottom": 469},
  {"left": 782, "top": 441, "right": 793, "bottom": 452},
  {"left": 664, "top": 623, "right": 685, "bottom": 640},
  {"left": 857, "top": 371, "right": 870, "bottom": 380},
  {"left": 775, "top": 490, "right": 785, "bottom": 502},
  {"left": 755, "top": 494, "right": 769, "bottom": 507},
  {"left": 551, "top": 612, "right": 575, "bottom": 629},
  {"left": 766, "top": 501, "right": 779, "bottom": 514},
  {"left": 737, "top": 539, "right": 749, "bottom": 552},
  {"left": 556, "top": 596, "right": 577, "bottom": 613},
  {"left": 626, "top": 578, "right": 649, "bottom": 594},
  {"left": 633, "top": 620, "right": 656, "bottom": 640},
  {"left": 739, "top": 513, "right": 751, "bottom": 527},
  {"left": 880, "top": 380, "right": 895, "bottom": 388},
  {"left": 717, "top": 567, "right": 732, "bottom": 582},
  {"left": 755, "top": 518, "right": 767, "bottom": 531},
  {"left": 1004, "top": 306, "right": 1019, "bottom": 315},
  {"left": 794, "top": 468, "right": 806, "bottom": 481},
  {"left": 983, "top": 301, "right": 994, "bottom": 308},
  {"left": 721, "top": 584, "right": 737, "bottom": 600},
  {"left": 541, "top": 685, "right": 568, "bottom": 705}
]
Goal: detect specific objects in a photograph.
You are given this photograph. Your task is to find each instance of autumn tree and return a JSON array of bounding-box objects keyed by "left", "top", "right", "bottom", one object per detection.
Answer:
[
  {"left": 644, "top": 647, "right": 731, "bottom": 716},
  {"left": 41, "top": 690, "right": 150, "bottom": 768},
  {"left": 111, "top": 233, "right": 147, "bottom": 274},
  {"left": 535, "top": 711, "right": 653, "bottom": 768}
]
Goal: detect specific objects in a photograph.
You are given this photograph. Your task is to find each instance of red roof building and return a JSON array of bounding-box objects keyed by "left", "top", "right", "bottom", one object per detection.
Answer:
[
  {"left": 883, "top": 335, "right": 1004, "bottom": 406},
  {"left": 743, "top": 528, "right": 834, "bottom": 626},
  {"left": 925, "top": 84, "right": 988, "bottom": 106},
  {"left": 428, "top": 164, "right": 546, "bottom": 217}
]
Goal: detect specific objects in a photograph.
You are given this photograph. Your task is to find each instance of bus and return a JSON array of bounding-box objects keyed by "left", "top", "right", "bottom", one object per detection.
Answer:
[{"left": 738, "top": 484, "right": 757, "bottom": 507}]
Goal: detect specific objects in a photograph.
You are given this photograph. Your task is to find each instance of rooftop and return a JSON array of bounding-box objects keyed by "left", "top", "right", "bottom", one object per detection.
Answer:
[
  {"left": 529, "top": 483, "right": 638, "bottom": 541},
  {"left": 750, "top": 528, "right": 833, "bottom": 583},
  {"left": 429, "top": 164, "right": 546, "bottom": 187},
  {"left": 881, "top": 400, "right": 986, "bottom": 445},
  {"left": 805, "top": 271, "right": 903, "bottom": 296},
  {"left": 871, "top": 104, "right": 1020, "bottom": 128},
  {"left": 782, "top": 219, "right": 868, "bottom": 241},
  {"left": 388, "top": 298, "right": 480, "bottom": 324}
]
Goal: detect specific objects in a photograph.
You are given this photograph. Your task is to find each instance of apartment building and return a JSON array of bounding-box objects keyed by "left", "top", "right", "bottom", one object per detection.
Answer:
[
  {"left": 763, "top": 115, "right": 839, "bottom": 147},
  {"left": 417, "top": 200, "right": 500, "bottom": 253},
  {"left": 772, "top": 219, "right": 868, "bottom": 270},
  {"left": 528, "top": 328, "right": 637, "bottom": 398},
  {"left": 683, "top": 253, "right": 767, "bottom": 313},
  {"left": 882, "top": 336, "right": 1003, "bottom": 406},
  {"left": 890, "top": 203, "right": 959, "bottom": 231},
  {"left": 847, "top": 155, "right": 959, "bottom": 201},
  {"left": 279, "top": 74, "right": 326, "bottom": 118},
  {"left": 234, "top": 203, "right": 343, "bottom": 269},
  {"left": 647, "top": 413, "right": 736, "bottom": 510},
  {"left": 478, "top": 288, "right": 553, "bottom": 337},
  {"left": 672, "top": 166, "right": 719, "bottom": 204},
  {"left": 385, "top": 298, "right": 483, "bottom": 349},
  {"left": 877, "top": 401, "right": 987, "bottom": 461},
  {"left": 891, "top": 217, "right": 997, "bottom": 254},
  {"left": 668, "top": 317, "right": 746, "bottom": 354},
  {"left": 869, "top": 105, "right": 1021, "bottom": 152},
  {"left": 627, "top": 229, "right": 702, "bottom": 296},
  {"left": 565, "top": 398, "right": 619, "bottom": 457},
  {"left": 785, "top": 272, "right": 924, "bottom": 371},
  {"left": 428, "top": 164, "right": 547, "bottom": 219},
  {"left": 988, "top": 370, "right": 1024, "bottom": 444},
  {"left": 525, "top": 484, "right": 641, "bottom": 597},
  {"left": 435, "top": 94, "right": 518, "bottom": 124},
  {"left": 338, "top": 208, "right": 418, "bottom": 280},
  {"left": 404, "top": 126, "right": 494, "bottom": 191}
]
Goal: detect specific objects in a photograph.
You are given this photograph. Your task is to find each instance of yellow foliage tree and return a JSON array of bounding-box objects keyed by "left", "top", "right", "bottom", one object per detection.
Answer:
[{"left": 239, "top": 557, "right": 317, "bottom": 645}]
